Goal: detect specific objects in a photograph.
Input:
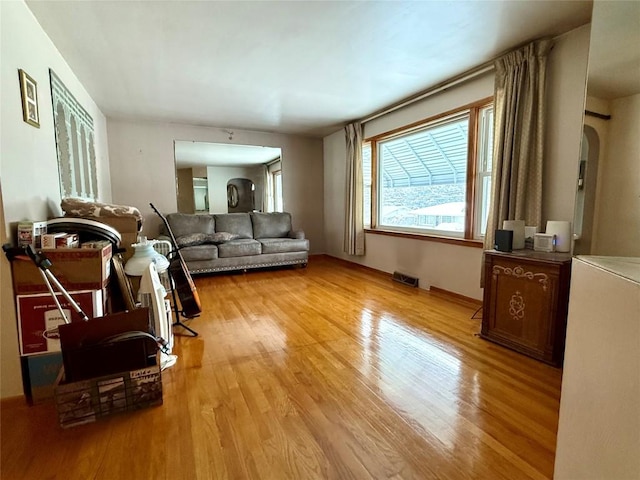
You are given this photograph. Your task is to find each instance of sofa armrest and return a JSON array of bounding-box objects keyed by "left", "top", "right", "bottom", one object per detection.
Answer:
[{"left": 289, "top": 230, "right": 305, "bottom": 240}]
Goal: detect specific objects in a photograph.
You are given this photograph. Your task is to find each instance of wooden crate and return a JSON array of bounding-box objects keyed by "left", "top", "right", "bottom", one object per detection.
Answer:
[{"left": 54, "top": 364, "right": 162, "bottom": 428}]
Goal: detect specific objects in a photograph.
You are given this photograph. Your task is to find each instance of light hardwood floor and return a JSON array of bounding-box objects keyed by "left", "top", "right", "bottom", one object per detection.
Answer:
[{"left": 1, "top": 256, "right": 563, "bottom": 479}]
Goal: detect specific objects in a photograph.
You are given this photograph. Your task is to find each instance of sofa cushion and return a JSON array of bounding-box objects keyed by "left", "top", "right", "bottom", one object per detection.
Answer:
[
  {"left": 251, "top": 212, "right": 292, "bottom": 239},
  {"left": 214, "top": 213, "right": 253, "bottom": 239},
  {"left": 217, "top": 239, "right": 261, "bottom": 258},
  {"left": 166, "top": 213, "right": 215, "bottom": 237},
  {"left": 258, "top": 238, "right": 309, "bottom": 254},
  {"left": 181, "top": 244, "right": 218, "bottom": 262}
]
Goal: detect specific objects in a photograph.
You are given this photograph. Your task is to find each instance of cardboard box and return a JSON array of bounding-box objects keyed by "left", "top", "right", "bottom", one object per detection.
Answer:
[
  {"left": 56, "top": 233, "right": 79, "bottom": 248},
  {"left": 21, "top": 352, "right": 64, "bottom": 404},
  {"left": 16, "top": 290, "right": 105, "bottom": 356},
  {"left": 54, "top": 364, "right": 162, "bottom": 428},
  {"left": 17, "top": 221, "right": 48, "bottom": 248},
  {"left": 89, "top": 216, "right": 140, "bottom": 261},
  {"left": 11, "top": 244, "right": 112, "bottom": 294},
  {"left": 81, "top": 240, "right": 111, "bottom": 250},
  {"left": 42, "top": 233, "right": 67, "bottom": 249}
]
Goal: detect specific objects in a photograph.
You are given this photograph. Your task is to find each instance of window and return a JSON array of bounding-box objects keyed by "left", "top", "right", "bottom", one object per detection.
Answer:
[
  {"left": 273, "top": 170, "right": 283, "bottom": 212},
  {"left": 193, "top": 177, "right": 209, "bottom": 212},
  {"left": 362, "top": 100, "right": 493, "bottom": 241}
]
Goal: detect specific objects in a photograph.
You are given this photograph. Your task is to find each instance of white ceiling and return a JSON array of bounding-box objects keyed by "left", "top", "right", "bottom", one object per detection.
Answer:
[
  {"left": 26, "top": 0, "right": 592, "bottom": 138},
  {"left": 174, "top": 141, "right": 281, "bottom": 168},
  {"left": 587, "top": 0, "right": 640, "bottom": 99}
]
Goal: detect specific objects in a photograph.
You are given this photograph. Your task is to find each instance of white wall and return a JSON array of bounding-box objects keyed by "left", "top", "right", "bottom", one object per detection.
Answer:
[
  {"left": 323, "top": 25, "right": 590, "bottom": 300},
  {"left": 592, "top": 93, "right": 640, "bottom": 256},
  {"left": 176, "top": 168, "right": 196, "bottom": 213},
  {"left": 575, "top": 96, "right": 611, "bottom": 254},
  {"left": 543, "top": 25, "right": 591, "bottom": 223},
  {"left": 0, "top": 0, "right": 111, "bottom": 398},
  {"left": 206, "top": 165, "right": 263, "bottom": 214},
  {"left": 107, "top": 120, "right": 324, "bottom": 253}
]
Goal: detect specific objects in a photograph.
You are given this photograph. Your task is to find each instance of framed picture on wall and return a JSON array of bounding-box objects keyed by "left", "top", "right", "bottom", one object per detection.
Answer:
[{"left": 18, "top": 69, "right": 40, "bottom": 128}]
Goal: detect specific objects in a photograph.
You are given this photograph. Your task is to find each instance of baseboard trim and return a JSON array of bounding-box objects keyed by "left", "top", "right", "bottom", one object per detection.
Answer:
[
  {"left": 319, "top": 255, "right": 482, "bottom": 307},
  {"left": 429, "top": 286, "right": 482, "bottom": 307},
  {"left": 318, "top": 254, "right": 392, "bottom": 279},
  {"left": 0, "top": 395, "right": 26, "bottom": 407}
]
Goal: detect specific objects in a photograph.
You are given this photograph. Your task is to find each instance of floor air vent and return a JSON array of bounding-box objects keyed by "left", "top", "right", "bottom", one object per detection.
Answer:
[{"left": 392, "top": 271, "right": 419, "bottom": 287}]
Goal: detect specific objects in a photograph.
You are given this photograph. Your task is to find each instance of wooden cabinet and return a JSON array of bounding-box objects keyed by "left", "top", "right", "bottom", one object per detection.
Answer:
[{"left": 481, "top": 250, "right": 572, "bottom": 366}]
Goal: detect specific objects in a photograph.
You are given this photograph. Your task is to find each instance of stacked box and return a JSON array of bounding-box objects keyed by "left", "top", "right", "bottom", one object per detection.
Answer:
[
  {"left": 17, "top": 221, "right": 48, "bottom": 248},
  {"left": 21, "top": 352, "right": 64, "bottom": 404},
  {"left": 90, "top": 216, "right": 140, "bottom": 261},
  {"left": 54, "top": 364, "right": 162, "bottom": 428},
  {"left": 56, "top": 233, "right": 79, "bottom": 248},
  {"left": 42, "top": 233, "right": 65, "bottom": 248},
  {"left": 16, "top": 290, "right": 105, "bottom": 356},
  {"left": 81, "top": 240, "right": 111, "bottom": 250},
  {"left": 11, "top": 244, "right": 112, "bottom": 294},
  {"left": 42, "top": 233, "right": 79, "bottom": 248}
]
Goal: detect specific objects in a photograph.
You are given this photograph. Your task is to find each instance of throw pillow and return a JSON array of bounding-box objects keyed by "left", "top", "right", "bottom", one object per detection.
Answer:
[
  {"left": 204, "top": 232, "right": 238, "bottom": 244},
  {"left": 176, "top": 233, "right": 207, "bottom": 247},
  {"left": 61, "top": 197, "right": 143, "bottom": 223}
]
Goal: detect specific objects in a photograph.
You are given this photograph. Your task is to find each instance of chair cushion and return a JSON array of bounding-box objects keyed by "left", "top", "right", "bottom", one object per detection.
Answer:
[
  {"left": 213, "top": 213, "right": 253, "bottom": 239},
  {"left": 258, "top": 238, "right": 309, "bottom": 254},
  {"left": 217, "top": 239, "right": 261, "bottom": 258},
  {"left": 251, "top": 212, "right": 292, "bottom": 239}
]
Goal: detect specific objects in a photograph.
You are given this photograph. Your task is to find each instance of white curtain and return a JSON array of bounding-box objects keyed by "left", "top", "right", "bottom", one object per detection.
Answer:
[
  {"left": 484, "top": 39, "right": 553, "bottom": 252},
  {"left": 344, "top": 122, "right": 365, "bottom": 256}
]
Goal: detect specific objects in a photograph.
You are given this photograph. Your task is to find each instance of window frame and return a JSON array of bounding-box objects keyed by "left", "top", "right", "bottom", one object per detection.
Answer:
[
  {"left": 473, "top": 104, "right": 494, "bottom": 238},
  {"left": 363, "top": 97, "right": 493, "bottom": 245}
]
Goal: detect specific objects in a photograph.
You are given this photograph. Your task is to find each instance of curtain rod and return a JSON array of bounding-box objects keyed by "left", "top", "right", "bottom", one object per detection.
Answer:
[
  {"left": 361, "top": 61, "right": 495, "bottom": 125},
  {"left": 585, "top": 110, "right": 611, "bottom": 120}
]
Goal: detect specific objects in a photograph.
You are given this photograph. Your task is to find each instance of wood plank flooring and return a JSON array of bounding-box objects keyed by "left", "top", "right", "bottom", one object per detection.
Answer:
[{"left": 0, "top": 256, "right": 563, "bottom": 479}]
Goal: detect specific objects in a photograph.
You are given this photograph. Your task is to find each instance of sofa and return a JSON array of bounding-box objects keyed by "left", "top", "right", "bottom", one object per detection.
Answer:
[{"left": 160, "top": 212, "right": 309, "bottom": 274}]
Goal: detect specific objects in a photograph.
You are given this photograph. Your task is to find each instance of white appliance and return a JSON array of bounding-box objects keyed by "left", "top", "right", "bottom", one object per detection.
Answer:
[
  {"left": 138, "top": 263, "right": 176, "bottom": 369},
  {"left": 534, "top": 233, "right": 556, "bottom": 252}
]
